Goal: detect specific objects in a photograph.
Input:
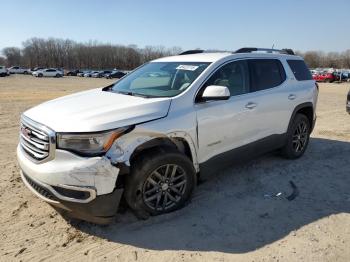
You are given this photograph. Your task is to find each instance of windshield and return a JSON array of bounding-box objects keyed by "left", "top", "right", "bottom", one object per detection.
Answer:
[{"left": 111, "top": 62, "right": 210, "bottom": 97}]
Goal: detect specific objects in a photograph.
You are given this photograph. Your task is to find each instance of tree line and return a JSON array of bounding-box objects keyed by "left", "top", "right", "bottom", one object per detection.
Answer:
[
  {"left": 1, "top": 37, "right": 182, "bottom": 70},
  {"left": 296, "top": 50, "right": 350, "bottom": 69},
  {"left": 1, "top": 37, "right": 350, "bottom": 70}
]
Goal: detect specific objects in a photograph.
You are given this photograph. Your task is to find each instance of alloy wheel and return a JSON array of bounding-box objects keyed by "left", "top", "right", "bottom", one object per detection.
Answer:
[
  {"left": 292, "top": 121, "right": 309, "bottom": 153},
  {"left": 142, "top": 164, "right": 187, "bottom": 211}
]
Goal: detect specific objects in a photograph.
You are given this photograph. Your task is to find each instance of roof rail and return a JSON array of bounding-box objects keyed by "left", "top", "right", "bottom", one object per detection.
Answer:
[
  {"left": 179, "top": 49, "right": 230, "bottom": 55},
  {"left": 234, "top": 47, "right": 295, "bottom": 55},
  {"left": 179, "top": 50, "right": 204, "bottom": 55}
]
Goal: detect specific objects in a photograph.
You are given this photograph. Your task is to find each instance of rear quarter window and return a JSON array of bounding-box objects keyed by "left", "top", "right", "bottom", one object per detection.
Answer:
[{"left": 287, "top": 60, "right": 312, "bottom": 81}]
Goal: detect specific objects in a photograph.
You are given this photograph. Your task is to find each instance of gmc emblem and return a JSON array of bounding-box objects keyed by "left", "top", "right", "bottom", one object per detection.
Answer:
[{"left": 21, "top": 127, "right": 31, "bottom": 139}]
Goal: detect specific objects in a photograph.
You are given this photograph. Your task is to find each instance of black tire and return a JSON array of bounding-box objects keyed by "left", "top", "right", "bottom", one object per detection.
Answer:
[
  {"left": 124, "top": 147, "right": 196, "bottom": 219},
  {"left": 281, "top": 114, "right": 310, "bottom": 159},
  {"left": 55, "top": 74, "right": 60, "bottom": 77},
  {"left": 38, "top": 73, "right": 43, "bottom": 77}
]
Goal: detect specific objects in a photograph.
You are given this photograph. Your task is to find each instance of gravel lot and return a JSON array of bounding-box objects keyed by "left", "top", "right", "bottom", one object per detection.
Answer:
[{"left": 0, "top": 75, "right": 349, "bottom": 262}]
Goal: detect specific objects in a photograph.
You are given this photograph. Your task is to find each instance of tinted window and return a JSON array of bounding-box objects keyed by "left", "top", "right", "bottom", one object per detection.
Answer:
[
  {"left": 287, "top": 60, "right": 312, "bottom": 81},
  {"left": 204, "top": 60, "right": 249, "bottom": 96},
  {"left": 249, "top": 59, "right": 286, "bottom": 92}
]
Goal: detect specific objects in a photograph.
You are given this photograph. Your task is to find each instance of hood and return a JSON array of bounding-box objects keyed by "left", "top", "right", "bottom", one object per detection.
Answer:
[{"left": 24, "top": 88, "right": 172, "bottom": 132}]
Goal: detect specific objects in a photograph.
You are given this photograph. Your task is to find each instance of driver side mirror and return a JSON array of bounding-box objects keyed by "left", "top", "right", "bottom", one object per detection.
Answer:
[{"left": 201, "top": 85, "right": 230, "bottom": 101}]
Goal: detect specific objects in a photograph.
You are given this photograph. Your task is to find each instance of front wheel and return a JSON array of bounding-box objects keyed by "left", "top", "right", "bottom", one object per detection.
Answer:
[
  {"left": 124, "top": 148, "right": 196, "bottom": 219},
  {"left": 281, "top": 114, "right": 310, "bottom": 159}
]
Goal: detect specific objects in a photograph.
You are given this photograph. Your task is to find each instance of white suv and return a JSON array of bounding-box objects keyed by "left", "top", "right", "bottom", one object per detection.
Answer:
[{"left": 17, "top": 48, "right": 318, "bottom": 224}]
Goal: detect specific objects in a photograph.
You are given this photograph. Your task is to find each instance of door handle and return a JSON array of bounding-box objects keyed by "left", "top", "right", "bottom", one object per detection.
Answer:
[
  {"left": 245, "top": 102, "right": 257, "bottom": 109},
  {"left": 288, "top": 94, "right": 296, "bottom": 100}
]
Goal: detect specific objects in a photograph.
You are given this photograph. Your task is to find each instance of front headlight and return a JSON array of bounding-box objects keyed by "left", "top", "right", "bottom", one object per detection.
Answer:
[{"left": 57, "top": 127, "right": 130, "bottom": 156}]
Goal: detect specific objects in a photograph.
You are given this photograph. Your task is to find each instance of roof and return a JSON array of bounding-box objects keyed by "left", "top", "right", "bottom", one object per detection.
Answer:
[
  {"left": 152, "top": 52, "right": 302, "bottom": 63},
  {"left": 153, "top": 52, "right": 232, "bottom": 63}
]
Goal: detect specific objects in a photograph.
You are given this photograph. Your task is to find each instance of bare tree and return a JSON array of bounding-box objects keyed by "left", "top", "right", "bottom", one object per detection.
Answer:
[
  {"left": 2, "top": 47, "right": 22, "bottom": 66},
  {"left": 0, "top": 56, "right": 6, "bottom": 65},
  {"left": 10, "top": 37, "right": 350, "bottom": 70}
]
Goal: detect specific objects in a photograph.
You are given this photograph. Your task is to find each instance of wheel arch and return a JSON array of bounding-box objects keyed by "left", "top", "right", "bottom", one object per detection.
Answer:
[
  {"left": 128, "top": 133, "right": 198, "bottom": 172},
  {"left": 288, "top": 102, "right": 314, "bottom": 132}
]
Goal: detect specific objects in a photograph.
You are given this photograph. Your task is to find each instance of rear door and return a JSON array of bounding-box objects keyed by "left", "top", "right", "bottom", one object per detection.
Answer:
[{"left": 246, "top": 58, "right": 292, "bottom": 138}]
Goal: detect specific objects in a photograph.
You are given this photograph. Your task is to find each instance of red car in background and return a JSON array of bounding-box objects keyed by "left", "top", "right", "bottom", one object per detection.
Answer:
[{"left": 312, "top": 72, "right": 338, "bottom": 82}]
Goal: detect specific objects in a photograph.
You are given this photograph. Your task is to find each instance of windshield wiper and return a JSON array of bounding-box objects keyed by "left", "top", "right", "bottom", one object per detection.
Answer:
[
  {"left": 116, "top": 90, "right": 134, "bottom": 96},
  {"left": 115, "top": 90, "right": 159, "bottom": 98}
]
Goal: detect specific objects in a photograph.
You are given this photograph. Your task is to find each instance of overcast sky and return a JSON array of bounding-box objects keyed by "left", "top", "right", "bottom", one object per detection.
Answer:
[{"left": 1, "top": 0, "right": 349, "bottom": 53}]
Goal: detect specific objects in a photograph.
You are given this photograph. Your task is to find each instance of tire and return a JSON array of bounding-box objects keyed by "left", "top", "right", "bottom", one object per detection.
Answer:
[
  {"left": 281, "top": 114, "right": 311, "bottom": 159},
  {"left": 38, "top": 73, "right": 43, "bottom": 77},
  {"left": 124, "top": 147, "right": 196, "bottom": 219},
  {"left": 55, "top": 74, "right": 60, "bottom": 77}
]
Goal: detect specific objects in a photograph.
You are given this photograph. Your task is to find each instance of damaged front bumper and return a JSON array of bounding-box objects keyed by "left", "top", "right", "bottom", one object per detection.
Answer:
[{"left": 17, "top": 145, "right": 123, "bottom": 224}]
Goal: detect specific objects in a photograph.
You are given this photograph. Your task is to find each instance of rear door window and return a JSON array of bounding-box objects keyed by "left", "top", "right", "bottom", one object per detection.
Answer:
[
  {"left": 287, "top": 60, "right": 312, "bottom": 81},
  {"left": 249, "top": 59, "right": 286, "bottom": 92}
]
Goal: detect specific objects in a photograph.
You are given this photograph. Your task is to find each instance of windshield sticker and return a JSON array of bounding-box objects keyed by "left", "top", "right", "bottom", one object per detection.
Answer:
[{"left": 176, "top": 65, "right": 199, "bottom": 71}]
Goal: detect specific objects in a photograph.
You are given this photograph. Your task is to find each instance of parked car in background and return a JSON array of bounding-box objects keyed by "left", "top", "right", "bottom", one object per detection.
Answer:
[
  {"left": 0, "top": 66, "right": 9, "bottom": 77},
  {"left": 84, "top": 71, "right": 99, "bottom": 77},
  {"left": 8, "top": 66, "right": 30, "bottom": 74},
  {"left": 30, "top": 67, "right": 44, "bottom": 74},
  {"left": 105, "top": 70, "right": 126, "bottom": 79},
  {"left": 66, "top": 69, "right": 82, "bottom": 76},
  {"left": 32, "top": 68, "right": 63, "bottom": 78},
  {"left": 313, "top": 72, "right": 337, "bottom": 82},
  {"left": 77, "top": 70, "right": 89, "bottom": 77},
  {"left": 92, "top": 70, "right": 112, "bottom": 78},
  {"left": 334, "top": 72, "right": 349, "bottom": 82}
]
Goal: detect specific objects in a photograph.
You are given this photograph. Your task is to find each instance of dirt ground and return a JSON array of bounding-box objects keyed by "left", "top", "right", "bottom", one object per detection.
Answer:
[{"left": 0, "top": 75, "right": 349, "bottom": 262}]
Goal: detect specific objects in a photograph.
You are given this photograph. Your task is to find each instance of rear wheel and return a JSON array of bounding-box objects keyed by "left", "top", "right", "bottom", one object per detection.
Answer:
[
  {"left": 124, "top": 148, "right": 196, "bottom": 219},
  {"left": 38, "top": 73, "right": 43, "bottom": 77},
  {"left": 281, "top": 114, "right": 310, "bottom": 159}
]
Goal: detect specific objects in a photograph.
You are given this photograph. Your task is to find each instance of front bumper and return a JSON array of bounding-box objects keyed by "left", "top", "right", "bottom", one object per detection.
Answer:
[{"left": 17, "top": 145, "right": 123, "bottom": 224}]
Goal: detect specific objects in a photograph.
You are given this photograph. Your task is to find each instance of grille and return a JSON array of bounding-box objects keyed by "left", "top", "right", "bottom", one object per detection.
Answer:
[
  {"left": 20, "top": 117, "right": 53, "bottom": 162},
  {"left": 23, "top": 173, "right": 58, "bottom": 201}
]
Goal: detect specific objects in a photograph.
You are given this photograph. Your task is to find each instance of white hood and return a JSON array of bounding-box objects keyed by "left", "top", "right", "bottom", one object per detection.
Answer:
[{"left": 24, "top": 88, "right": 172, "bottom": 132}]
